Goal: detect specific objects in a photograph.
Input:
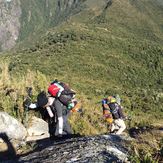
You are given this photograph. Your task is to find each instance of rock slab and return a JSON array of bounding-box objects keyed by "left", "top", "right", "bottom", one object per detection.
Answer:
[{"left": 0, "top": 112, "right": 27, "bottom": 140}]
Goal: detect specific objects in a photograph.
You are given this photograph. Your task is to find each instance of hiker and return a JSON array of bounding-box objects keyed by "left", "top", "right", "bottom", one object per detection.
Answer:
[
  {"left": 102, "top": 96, "right": 126, "bottom": 135},
  {"left": 24, "top": 91, "right": 72, "bottom": 139},
  {"left": 24, "top": 81, "right": 82, "bottom": 140}
]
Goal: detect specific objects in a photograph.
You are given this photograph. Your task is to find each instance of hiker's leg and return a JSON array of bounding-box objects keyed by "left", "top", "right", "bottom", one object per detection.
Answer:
[
  {"left": 111, "top": 119, "right": 120, "bottom": 133},
  {"left": 48, "top": 118, "right": 57, "bottom": 136},
  {"left": 115, "top": 119, "right": 126, "bottom": 135},
  {"left": 110, "top": 122, "right": 116, "bottom": 132},
  {"left": 54, "top": 99, "right": 64, "bottom": 136},
  {"left": 63, "top": 114, "right": 72, "bottom": 134}
]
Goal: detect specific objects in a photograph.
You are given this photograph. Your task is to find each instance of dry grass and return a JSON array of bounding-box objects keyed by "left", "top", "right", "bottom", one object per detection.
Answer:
[
  {"left": 0, "top": 61, "right": 108, "bottom": 135},
  {"left": 129, "top": 127, "right": 163, "bottom": 162}
]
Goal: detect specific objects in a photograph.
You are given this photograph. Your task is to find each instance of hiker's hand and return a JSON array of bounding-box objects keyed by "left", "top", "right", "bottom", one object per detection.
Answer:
[{"left": 23, "top": 98, "right": 31, "bottom": 110}]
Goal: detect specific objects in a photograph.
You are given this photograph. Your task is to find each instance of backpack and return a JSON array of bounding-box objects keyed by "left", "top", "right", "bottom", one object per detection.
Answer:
[
  {"left": 108, "top": 102, "right": 120, "bottom": 119},
  {"left": 48, "top": 80, "right": 75, "bottom": 98},
  {"left": 48, "top": 81, "right": 64, "bottom": 97}
]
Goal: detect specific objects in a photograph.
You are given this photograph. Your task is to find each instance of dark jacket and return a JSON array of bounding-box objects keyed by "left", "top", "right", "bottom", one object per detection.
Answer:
[{"left": 108, "top": 103, "right": 125, "bottom": 119}]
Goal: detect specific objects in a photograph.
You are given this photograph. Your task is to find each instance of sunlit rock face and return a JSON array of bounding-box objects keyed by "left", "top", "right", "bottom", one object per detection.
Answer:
[
  {"left": 0, "top": 112, "right": 27, "bottom": 140},
  {"left": 17, "top": 135, "right": 130, "bottom": 163},
  {"left": 0, "top": 0, "right": 21, "bottom": 51}
]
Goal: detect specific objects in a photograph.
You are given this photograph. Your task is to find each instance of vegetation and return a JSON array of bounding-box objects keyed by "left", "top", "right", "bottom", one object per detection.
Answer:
[
  {"left": 17, "top": 0, "right": 85, "bottom": 48},
  {"left": 0, "top": 0, "right": 163, "bottom": 161},
  {"left": 129, "top": 128, "right": 163, "bottom": 163}
]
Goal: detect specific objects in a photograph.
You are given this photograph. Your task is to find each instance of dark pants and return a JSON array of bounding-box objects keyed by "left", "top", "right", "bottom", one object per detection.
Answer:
[
  {"left": 48, "top": 116, "right": 57, "bottom": 137},
  {"left": 54, "top": 99, "right": 72, "bottom": 136},
  {"left": 55, "top": 113, "right": 72, "bottom": 135}
]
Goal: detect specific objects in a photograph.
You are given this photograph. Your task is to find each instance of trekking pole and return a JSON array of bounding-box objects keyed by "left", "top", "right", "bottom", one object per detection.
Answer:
[{"left": 23, "top": 87, "right": 32, "bottom": 128}]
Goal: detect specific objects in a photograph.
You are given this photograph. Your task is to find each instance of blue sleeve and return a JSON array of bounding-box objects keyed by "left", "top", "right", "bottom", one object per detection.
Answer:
[{"left": 102, "top": 99, "right": 107, "bottom": 105}]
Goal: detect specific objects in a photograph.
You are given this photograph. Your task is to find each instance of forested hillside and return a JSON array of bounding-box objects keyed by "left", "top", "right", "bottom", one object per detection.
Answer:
[
  {"left": 1, "top": 0, "right": 163, "bottom": 131},
  {"left": 0, "top": 0, "right": 85, "bottom": 51}
]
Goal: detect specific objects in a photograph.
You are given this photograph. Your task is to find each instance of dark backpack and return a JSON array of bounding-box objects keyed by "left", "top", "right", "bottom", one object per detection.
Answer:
[{"left": 108, "top": 103, "right": 120, "bottom": 119}]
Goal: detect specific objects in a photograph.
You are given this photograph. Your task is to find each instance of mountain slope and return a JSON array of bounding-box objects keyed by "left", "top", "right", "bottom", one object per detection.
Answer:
[
  {"left": 0, "top": 0, "right": 163, "bottom": 161},
  {"left": 0, "top": 0, "right": 21, "bottom": 51},
  {"left": 0, "top": 0, "right": 85, "bottom": 51},
  {"left": 0, "top": 0, "right": 163, "bottom": 144},
  {"left": 19, "top": 0, "right": 85, "bottom": 42}
]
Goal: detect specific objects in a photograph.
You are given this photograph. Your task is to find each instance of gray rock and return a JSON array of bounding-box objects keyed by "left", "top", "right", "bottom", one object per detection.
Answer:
[
  {"left": 0, "top": 0, "right": 21, "bottom": 51},
  {"left": 0, "top": 112, "right": 27, "bottom": 140},
  {"left": 27, "top": 116, "right": 49, "bottom": 137},
  {"left": 16, "top": 135, "right": 130, "bottom": 163}
]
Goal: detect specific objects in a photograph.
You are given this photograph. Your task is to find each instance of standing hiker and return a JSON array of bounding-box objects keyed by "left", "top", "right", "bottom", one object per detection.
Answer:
[{"left": 102, "top": 96, "right": 126, "bottom": 135}]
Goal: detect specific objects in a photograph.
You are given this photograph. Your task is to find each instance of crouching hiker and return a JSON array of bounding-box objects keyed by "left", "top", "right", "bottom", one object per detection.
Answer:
[
  {"left": 23, "top": 91, "right": 72, "bottom": 140},
  {"left": 23, "top": 81, "right": 82, "bottom": 140},
  {"left": 39, "top": 91, "right": 74, "bottom": 139},
  {"left": 102, "top": 96, "right": 126, "bottom": 135}
]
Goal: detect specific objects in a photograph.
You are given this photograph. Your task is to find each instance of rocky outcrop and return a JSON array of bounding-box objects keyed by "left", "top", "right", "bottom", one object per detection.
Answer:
[
  {"left": 26, "top": 116, "right": 50, "bottom": 142},
  {"left": 0, "top": 112, "right": 27, "bottom": 140},
  {"left": 17, "top": 135, "right": 130, "bottom": 163},
  {"left": 0, "top": 112, "right": 131, "bottom": 162},
  {"left": 0, "top": 0, "right": 85, "bottom": 51},
  {"left": 0, "top": 0, "right": 21, "bottom": 51}
]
